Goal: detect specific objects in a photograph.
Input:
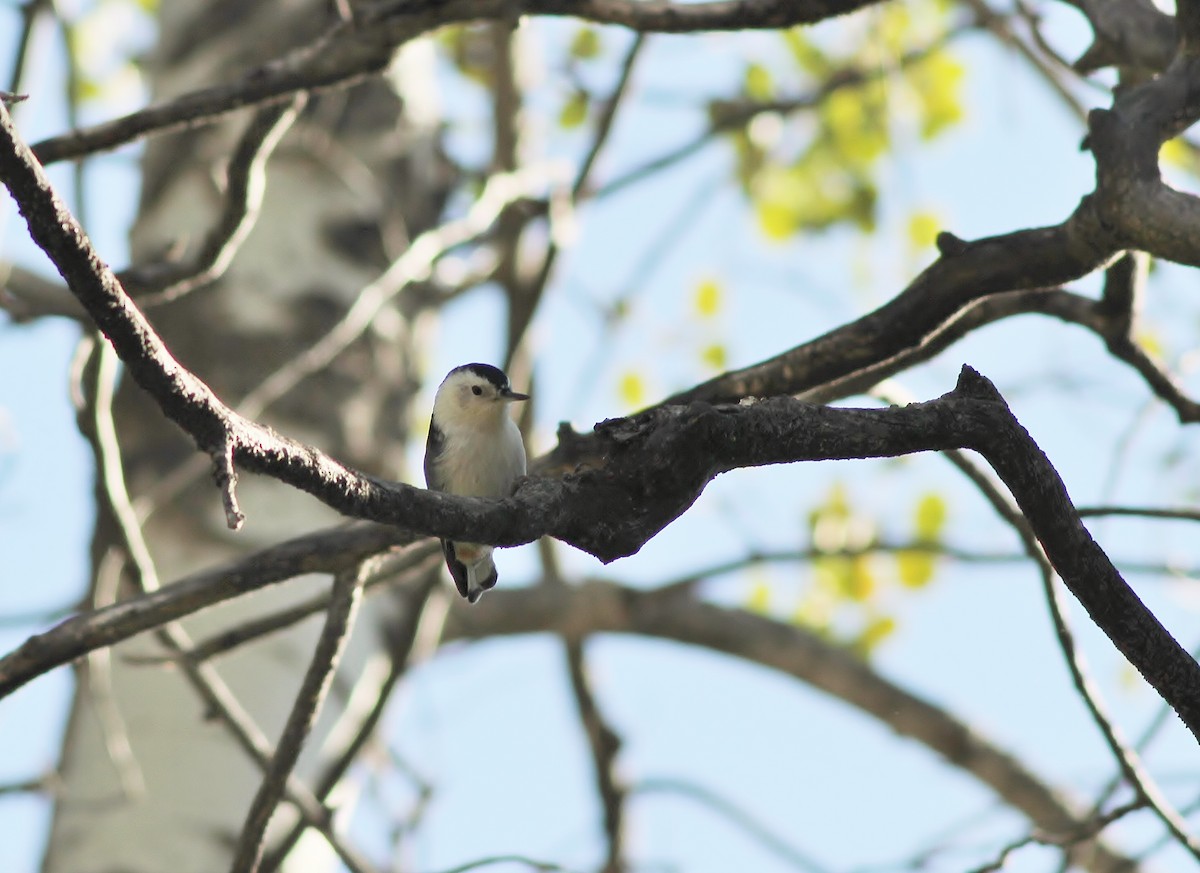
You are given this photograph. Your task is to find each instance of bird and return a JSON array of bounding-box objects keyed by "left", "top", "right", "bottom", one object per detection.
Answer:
[{"left": 424, "top": 363, "right": 528, "bottom": 603}]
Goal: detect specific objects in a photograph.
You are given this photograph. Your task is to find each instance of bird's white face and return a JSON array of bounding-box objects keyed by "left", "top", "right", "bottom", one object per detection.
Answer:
[{"left": 433, "top": 370, "right": 519, "bottom": 431}]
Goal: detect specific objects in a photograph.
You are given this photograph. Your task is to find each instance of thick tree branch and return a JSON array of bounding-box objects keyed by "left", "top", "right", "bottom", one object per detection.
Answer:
[
  {"left": 1069, "top": 0, "right": 1177, "bottom": 74},
  {"left": 4, "top": 81, "right": 1200, "bottom": 747},
  {"left": 666, "top": 47, "right": 1200, "bottom": 408}
]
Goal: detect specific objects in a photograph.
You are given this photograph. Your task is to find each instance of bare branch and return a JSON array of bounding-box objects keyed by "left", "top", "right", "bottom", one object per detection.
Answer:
[
  {"left": 891, "top": 385, "right": 1200, "bottom": 863},
  {"left": 445, "top": 582, "right": 1139, "bottom": 873},
  {"left": 230, "top": 561, "right": 369, "bottom": 873},
  {"left": 29, "top": 0, "right": 885, "bottom": 165},
  {"left": 260, "top": 568, "right": 438, "bottom": 871},
  {"left": 121, "top": 95, "right": 309, "bottom": 304},
  {"left": 632, "top": 778, "right": 831, "bottom": 873},
  {"left": 4, "top": 92, "right": 1200, "bottom": 749},
  {"left": 967, "top": 799, "right": 1145, "bottom": 873},
  {"left": 0, "top": 523, "right": 412, "bottom": 698}
]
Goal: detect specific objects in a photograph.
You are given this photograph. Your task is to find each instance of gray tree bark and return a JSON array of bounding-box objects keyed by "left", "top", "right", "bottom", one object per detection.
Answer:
[{"left": 41, "top": 4, "right": 450, "bottom": 871}]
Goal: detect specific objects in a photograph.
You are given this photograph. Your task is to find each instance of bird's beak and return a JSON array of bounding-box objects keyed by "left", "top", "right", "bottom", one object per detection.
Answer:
[{"left": 502, "top": 387, "right": 529, "bottom": 402}]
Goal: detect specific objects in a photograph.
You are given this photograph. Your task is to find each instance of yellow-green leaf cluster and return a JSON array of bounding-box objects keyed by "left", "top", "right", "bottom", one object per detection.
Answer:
[
  {"left": 560, "top": 90, "right": 590, "bottom": 129},
  {"left": 617, "top": 371, "right": 646, "bottom": 410},
  {"left": 896, "top": 492, "right": 947, "bottom": 589},
  {"left": 570, "top": 27, "right": 603, "bottom": 61},
  {"left": 727, "top": 0, "right": 963, "bottom": 242},
  {"left": 909, "top": 51, "right": 965, "bottom": 140},
  {"left": 759, "top": 482, "right": 949, "bottom": 657}
]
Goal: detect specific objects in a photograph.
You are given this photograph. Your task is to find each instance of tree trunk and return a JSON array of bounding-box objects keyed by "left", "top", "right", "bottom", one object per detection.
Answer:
[{"left": 41, "top": 4, "right": 449, "bottom": 871}]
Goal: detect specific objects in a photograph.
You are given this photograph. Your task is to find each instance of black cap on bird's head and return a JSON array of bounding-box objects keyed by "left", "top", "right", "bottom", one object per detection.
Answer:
[{"left": 449, "top": 362, "right": 529, "bottom": 401}]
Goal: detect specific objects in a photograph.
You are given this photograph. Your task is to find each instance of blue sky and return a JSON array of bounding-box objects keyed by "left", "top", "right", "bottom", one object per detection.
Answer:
[{"left": 3, "top": 3, "right": 1200, "bottom": 872}]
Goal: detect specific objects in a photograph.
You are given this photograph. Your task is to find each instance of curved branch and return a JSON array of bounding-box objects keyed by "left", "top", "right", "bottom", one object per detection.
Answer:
[
  {"left": 29, "top": 0, "right": 884, "bottom": 165},
  {"left": 3, "top": 91, "right": 1199, "bottom": 746},
  {"left": 664, "top": 44, "right": 1200, "bottom": 408},
  {"left": 120, "top": 94, "right": 308, "bottom": 303},
  {"left": 443, "top": 582, "right": 1139, "bottom": 873}
]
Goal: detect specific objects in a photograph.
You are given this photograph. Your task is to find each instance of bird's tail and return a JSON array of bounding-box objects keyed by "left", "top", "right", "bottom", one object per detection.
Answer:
[{"left": 442, "top": 541, "right": 499, "bottom": 603}]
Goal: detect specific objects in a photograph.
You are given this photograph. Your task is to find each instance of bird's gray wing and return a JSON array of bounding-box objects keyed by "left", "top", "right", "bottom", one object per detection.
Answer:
[
  {"left": 423, "top": 420, "right": 446, "bottom": 490},
  {"left": 441, "top": 540, "right": 471, "bottom": 599}
]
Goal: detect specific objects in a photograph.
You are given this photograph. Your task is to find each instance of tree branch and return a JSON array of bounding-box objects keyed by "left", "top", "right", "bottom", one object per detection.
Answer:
[
  {"left": 120, "top": 95, "right": 307, "bottom": 304},
  {"left": 230, "top": 561, "right": 369, "bottom": 873},
  {"left": 3, "top": 83, "right": 1200, "bottom": 747},
  {"left": 29, "top": 0, "right": 885, "bottom": 165},
  {"left": 444, "top": 582, "right": 1139, "bottom": 873},
  {"left": 665, "top": 47, "right": 1200, "bottom": 408}
]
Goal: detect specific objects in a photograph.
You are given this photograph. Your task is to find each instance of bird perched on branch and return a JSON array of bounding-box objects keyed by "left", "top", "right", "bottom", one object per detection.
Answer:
[{"left": 424, "top": 363, "right": 528, "bottom": 603}]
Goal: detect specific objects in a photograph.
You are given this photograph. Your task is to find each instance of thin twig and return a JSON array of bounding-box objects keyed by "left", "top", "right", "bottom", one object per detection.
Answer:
[
  {"left": 260, "top": 566, "right": 440, "bottom": 871},
  {"left": 123, "top": 94, "right": 308, "bottom": 303},
  {"left": 229, "top": 560, "right": 370, "bottom": 873},
  {"left": 543, "top": 539, "right": 627, "bottom": 873},
  {"left": 632, "top": 777, "right": 831, "bottom": 873},
  {"left": 967, "top": 799, "right": 1145, "bottom": 873},
  {"left": 879, "top": 382, "right": 1200, "bottom": 863}
]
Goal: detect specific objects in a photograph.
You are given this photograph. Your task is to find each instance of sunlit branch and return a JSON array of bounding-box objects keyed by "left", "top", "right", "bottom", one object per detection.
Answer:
[
  {"left": 230, "top": 561, "right": 369, "bottom": 873},
  {"left": 260, "top": 570, "right": 439, "bottom": 872},
  {"left": 120, "top": 95, "right": 308, "bottom": 304},
  {"left": 29, "top": 0, "right": 887, "bottom": 165}
]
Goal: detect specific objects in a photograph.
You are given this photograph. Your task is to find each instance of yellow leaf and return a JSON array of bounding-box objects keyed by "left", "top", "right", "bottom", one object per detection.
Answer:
[
  {"left": 559, "top": 90, "right": 589, "bottom": 129},
  {"left": 914, "top": 492, "right": 948, "bottom": 543},
  {"left": 907, "top": 211, "right": 940, "bottom": 250},
  {"left": 1159, "top": 138, "right": 1190, "bottom": 170},
  {"left": 747, "top": 579, "right": 771, "bottom": 613},
  {"left": 846, "top": 555, "right": 875, "bottom": 601},
  {"left": 782, "top": 29, "right": 832, "bottom": 77},
  {"left": 701, "top": 343, "right": 727, "bottom": 371},
  {"left": 618, "top": 371, "right": 645, "bottom": 408},
  {"left": 875, "top": 5, "right": 912, "bottom": 54},
  {"left": 910, "top": 51, "right": 965, "bottom": 140},
  {"left": 744, "top": 62, "right": 773, "bottom": 101},
  {"left": 896, "top": 549, "right": 937, "bottom": 589},
  {"left": 756, "top": 200, "right": 795, "bottom": 241},
  {"left": 855, "top": 614, "right": 898, "bottom": 656},
  {"left": 823, "top": 88, "right": 888, "bottom": 163},
  {"left": 1135, "top": 327, "right": 1165, "bottom": 359},
  {"left": 694, "top": 278, "right": 722, "bottom": 318},
  {"left": 570, "top": 27, "right": 602, "bottom": 60}
]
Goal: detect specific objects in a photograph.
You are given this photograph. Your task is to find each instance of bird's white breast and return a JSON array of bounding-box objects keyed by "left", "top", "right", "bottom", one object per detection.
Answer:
[{"left": 434, "top": 417, "right": 526, "bottom": 498}]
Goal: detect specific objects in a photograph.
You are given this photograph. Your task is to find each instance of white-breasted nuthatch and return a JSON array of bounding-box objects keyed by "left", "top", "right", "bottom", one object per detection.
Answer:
[{"left": 424, "top": 363, "right": 528, "bottom": 603}]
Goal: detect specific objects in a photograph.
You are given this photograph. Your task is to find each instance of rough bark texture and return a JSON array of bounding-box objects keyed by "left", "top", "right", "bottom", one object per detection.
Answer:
[{"left": 38, "top": 3, "right": 449, "bottom": 871}]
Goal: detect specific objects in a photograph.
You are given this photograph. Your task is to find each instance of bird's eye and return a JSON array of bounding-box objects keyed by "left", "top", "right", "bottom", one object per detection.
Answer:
[{"left": 471, "top": 386, "right": 483, "bottom": 396}]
